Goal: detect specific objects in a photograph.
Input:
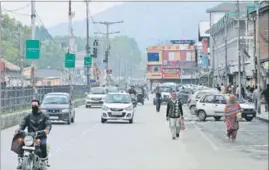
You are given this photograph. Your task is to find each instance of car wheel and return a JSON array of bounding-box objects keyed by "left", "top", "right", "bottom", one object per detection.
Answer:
[
  {"left": 85, "top": 105, "right": 88, "bottom": 108},
  {"left": 214, "top": 116, "right": 221, "bottom": 121},
  {"left": 71, "top": 113, "right": 75, "bottom": 123},
  {"left": 245, "top": 117, "right": 253, "bottom": 121},
  {"left": 67, "top": 115, "right": 71, "bottom": 125},
  {"left": 101, "top": 118, "right": 106, "bottom": 123},
  {"left": 190, "top": 105, "right": 196, "bottom": 115},
  {"left": 129, "top": 118, "right": 133, "bottom": 124},
  {"left": 198, "top": 110, "right": 207, "bottom": 121}
]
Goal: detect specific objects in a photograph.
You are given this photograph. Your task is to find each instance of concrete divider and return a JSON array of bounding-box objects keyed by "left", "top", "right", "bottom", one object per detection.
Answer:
[{"left": 0, "top": 98, "right": 85, "bottom": 130}]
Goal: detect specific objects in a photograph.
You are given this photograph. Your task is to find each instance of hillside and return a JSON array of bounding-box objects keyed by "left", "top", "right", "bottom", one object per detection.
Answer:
[{"left": 48, "top": 2, "right": 219, "bottom": 50}]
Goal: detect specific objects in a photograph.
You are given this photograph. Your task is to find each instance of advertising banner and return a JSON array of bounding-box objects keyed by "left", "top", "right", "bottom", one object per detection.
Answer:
[
  {"left": 147, "top": 72, "right": 162, "bottom": 80},
  {"left": 146, "top": 46, "right": 162, "bottom": 65},
  {"left": 202, "top": 54, "right": 208, "bottom": 68},
  {"left": 202, "top": 39, "right": 208, "bottom": 54},
  {"left": 0, "top": 62, "right": 5, "bottom": 72},
  {"left": 162, "top": 68, "right": 180, "bottom": 79}
]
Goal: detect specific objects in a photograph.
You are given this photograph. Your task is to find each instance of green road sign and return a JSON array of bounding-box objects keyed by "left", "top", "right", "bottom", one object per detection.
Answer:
[
  {"left": 84, "top": 56, "right": 92, "bottom": 67},
  {"left": 65, "top": 53, "right": 76, "bottom": 68},
  {"left": 25, "top": 40, "right": 40, "bottom": 59}
]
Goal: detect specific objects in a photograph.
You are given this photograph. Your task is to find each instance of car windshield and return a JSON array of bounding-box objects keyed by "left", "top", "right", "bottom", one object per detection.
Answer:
[
  {"left": 224, "top": 95, "right": 245, "bottom": 103},
  {"left": 106, "top": 86, "right": 118, "bottom": 92},
  {"left": 105, "top": 94, "right": 131, "bottom": 103},
  {"left": 91, "top": 87, "right": 106, "bottom": 94},
  {"left": 42, "top": 95, "right": 69, "bottom": 104},
  {"left": 159, "top": 86, "right": 172, "bottom": 92}
]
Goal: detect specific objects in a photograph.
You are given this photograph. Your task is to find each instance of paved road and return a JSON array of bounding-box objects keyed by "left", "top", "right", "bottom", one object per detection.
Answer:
[{"left": 1, "top": 100, "right": 268, "bottom": 170}]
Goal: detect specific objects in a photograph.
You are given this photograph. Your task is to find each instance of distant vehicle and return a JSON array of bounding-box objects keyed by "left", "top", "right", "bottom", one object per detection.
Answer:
[
  {"left": 41, "top": 92, "right": 75, "bottom": 124},
  {"left": 187, "top": 89, "right": 220, "bottom": 114},
  {"left": 195, "top": 94, "right": 256, "bottom": 121},
  {"left": 153, "top": 85, "right": 173, "bottom": 105},
  {"left": 106, "top": 86, "right": 119, "bottom": 93},
  {"left": 85, "top": 87, "right": 107, "bottom": 108},
  {"left": 101, "top": 93, "right": 134, "bottom": 124}
]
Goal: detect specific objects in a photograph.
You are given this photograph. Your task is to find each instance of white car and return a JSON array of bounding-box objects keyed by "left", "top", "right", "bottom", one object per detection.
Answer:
[
  {"left": 195, "top": 94, "right": 256, "bottom": 121},
  {"left": 187, "top": 89, "right": 220, "bottom": 114},
  {"left": 101, "top": 93, "right": 134, "bottom": 123},
  {"left": 85, "top": 87, "right": 107, "bottom": 108}
]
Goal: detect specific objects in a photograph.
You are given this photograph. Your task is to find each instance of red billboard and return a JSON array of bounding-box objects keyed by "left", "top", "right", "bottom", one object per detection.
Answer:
[
  {"left": 202, "top": 39, "right": 208, "bottom": 54},
  {"left": 162, "top": 68, "right": 180, "bottom": 79}
]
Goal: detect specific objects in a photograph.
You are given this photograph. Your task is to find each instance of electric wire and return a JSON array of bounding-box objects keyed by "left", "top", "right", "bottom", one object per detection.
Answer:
[{"left": 3, "top": 3, "right": 30, "bottom": 12}]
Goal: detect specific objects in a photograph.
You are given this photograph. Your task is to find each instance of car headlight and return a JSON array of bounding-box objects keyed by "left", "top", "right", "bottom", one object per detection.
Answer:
[
  {"left": 24, "top": 136, "right": 34, "bottom": 146},
  {"left": 125, "top": 106, "right": 133, "bottom": 111},
  {"left": 62, "top": 109, "right": 69, "bottom": 112},
  {"left": 102, "top": 106, "right": 109, "bottom": 111}
]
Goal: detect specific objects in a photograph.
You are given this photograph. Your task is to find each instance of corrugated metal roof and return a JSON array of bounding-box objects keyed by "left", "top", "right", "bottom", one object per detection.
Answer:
[
  {"left": 0, "top": 59, "right": 20, "bottom": 71},
  {"left": 199, "top": 21, "right": 210, "bottom": 38}
]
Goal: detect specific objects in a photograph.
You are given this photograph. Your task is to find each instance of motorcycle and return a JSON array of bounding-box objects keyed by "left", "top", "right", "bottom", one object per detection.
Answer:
[
  {"left": 17, "top": 130, "right": 49, "bottom": 170},
  {"left": 137, "top": 92, "right": 144, "bottom": 105},
  {"left": 131, "top": 94, "right": 137, "bottom": 108}
]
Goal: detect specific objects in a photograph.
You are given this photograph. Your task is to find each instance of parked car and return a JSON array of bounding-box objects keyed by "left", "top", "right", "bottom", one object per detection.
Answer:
[
  {"left": 101, "top": 92, "right": 134, "bottom": 124},
  {"left": 187, "top": 89, "right": 220, "bottom": 114},
  {"left": 195, "top": 94, "right": 256, "bottom": 121},
  {"left": 85, "top": 87, "right": 107, "bottom": 108},
  {"left": 40, "top": 92, "right": 75, "bottom": 124}
]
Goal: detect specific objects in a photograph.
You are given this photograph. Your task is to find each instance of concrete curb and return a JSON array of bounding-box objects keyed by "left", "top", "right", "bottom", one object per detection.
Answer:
[
  {"left": 0, "top": 99, "right": 85, "bottom": 130},
  {"left": 255, "top": 116, "right": 269, "bottom": 123}
]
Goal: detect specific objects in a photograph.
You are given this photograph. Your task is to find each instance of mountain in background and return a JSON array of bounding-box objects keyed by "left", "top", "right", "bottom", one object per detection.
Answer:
[{"left": 48, "top": 2, "right": 219, "bottom": 50}]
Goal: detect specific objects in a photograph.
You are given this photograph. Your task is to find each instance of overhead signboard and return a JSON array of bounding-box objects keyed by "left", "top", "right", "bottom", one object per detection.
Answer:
[
  {"left": 162, "top": 68, "right": 180, "bottom": 79},
  {"left": 147, "top": 72, "right": 162, "bottom": 80},
  {"left": 170, "top": 40, "right": 195, "bottom": 45}
]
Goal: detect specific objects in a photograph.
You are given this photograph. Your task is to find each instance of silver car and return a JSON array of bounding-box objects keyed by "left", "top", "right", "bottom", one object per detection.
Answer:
[{"left": 41, "top": 93, "right": 75, "bottom": 125}]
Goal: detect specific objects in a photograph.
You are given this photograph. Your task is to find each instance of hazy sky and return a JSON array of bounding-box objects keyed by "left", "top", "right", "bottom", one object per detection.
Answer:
[{"left": 2, "top": 0, "right": 123, "bottom": 27}]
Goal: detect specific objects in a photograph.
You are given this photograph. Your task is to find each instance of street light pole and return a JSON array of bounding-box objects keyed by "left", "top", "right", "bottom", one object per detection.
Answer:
[
  {"left": 237, "top": 0, "right": 241, "bottom": 99},
  {"left": 85, "top": 0, "right": 91, "bottom": 88}
]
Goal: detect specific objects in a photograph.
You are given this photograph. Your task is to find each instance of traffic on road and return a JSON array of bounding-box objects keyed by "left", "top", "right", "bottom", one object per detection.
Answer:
[{"left": 1, "top": 84, "right": 268, "bottom": 170}]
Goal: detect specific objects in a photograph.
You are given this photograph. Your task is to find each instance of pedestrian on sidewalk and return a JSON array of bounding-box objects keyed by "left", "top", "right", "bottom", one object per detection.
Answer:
[
  {"left": 236, "top": 85, "right": 240, "bottom": 98},
  {"left": 262, "top": 84, "right": 269, "bottom": 112},
  {"left": 166, "top": 91, "right": 184, "bottom": 140},
  {"left": 224, "top": 94, "right": 241, "bottom": 142},
  {"left": 221, "top": 83, "right": 226, "bottom": 94},
  {"left": 252, "top": 86, "right": 259, "bottom": 111}
]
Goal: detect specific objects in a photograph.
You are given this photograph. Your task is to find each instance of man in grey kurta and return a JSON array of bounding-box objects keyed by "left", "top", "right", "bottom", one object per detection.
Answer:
[{"left": 166, "top": 92, "right": 184, "bottom": 140}]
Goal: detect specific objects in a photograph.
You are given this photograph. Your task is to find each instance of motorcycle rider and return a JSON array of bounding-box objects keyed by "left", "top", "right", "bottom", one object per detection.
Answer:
[
  {"left": 15, "top": 100, "right": 52, "bottom": 169},
  {"left": 128, "top": 85, "right": 137, "bottom": 95}
]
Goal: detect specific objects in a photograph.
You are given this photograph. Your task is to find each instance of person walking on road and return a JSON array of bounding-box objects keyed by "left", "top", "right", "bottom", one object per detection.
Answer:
[
  {"left": 262, "top": 84, "right": 269, "bottom": 112},
  {"left": 166, "top": 91, "right": 184, "bottom": 140},
  {"left": 224, "top": 94, "right": 241, "bottom": 142},
  {"left": 221, "top": 83, "right": 226, "bottom": 94},
  {"left": 252, "top": 86, "right": 259, "bottom": 111}
]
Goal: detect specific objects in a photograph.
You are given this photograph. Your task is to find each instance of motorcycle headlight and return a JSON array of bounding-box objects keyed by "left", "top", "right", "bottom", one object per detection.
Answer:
[
  {"left": 24, "top": 136, "right": 34, "bottom": 146},
  {"left": 102, "top": 106, "right": 109, "bottom": 111},
  {"left": 125, "top": 106, "right": 133, "bottom": 111},
  {"left": 62, "top": 109, "right": 69, "bottom": 113}
]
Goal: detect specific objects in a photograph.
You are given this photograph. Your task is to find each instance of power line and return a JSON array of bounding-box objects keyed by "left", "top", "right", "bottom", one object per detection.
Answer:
[
  {"left": 88, "top": 1, "right": 100, "bottom": 33},
  {"left": 3, "top": 3, "right": 30, "bottom": 12},
  {"left": 2, "top": 9, "right": 30, "bottom": 16}
]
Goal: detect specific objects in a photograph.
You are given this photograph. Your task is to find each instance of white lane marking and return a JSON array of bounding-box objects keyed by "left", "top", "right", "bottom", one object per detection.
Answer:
[{"left": 193, "top": 124, "right": 219, "bottom": 151}]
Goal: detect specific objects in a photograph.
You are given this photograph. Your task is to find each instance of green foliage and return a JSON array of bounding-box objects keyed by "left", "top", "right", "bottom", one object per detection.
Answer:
[{"left": 1, "top": 14, "right": 64, "bottom": 69}]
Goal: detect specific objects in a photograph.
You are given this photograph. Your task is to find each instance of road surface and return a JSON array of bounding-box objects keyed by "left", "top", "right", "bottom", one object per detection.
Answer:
[{"left": 1, "top": 100, "right": 268, "bottom": 170}]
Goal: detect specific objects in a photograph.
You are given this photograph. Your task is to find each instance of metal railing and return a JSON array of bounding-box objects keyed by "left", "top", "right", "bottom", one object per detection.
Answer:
[{"left": 0, "top": 85, "right": 88, "bottom": 114}]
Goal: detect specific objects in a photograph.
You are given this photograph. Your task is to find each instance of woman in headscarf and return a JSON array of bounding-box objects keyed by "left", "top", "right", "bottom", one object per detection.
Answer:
[{"left": 224, "top": 94, "right": 241, "bottom": 142}]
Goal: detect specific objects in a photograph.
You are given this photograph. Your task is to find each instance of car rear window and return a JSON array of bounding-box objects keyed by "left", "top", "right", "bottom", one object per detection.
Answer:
[{"left": 43, "top": 95, "right": 69, "bottom": 104}]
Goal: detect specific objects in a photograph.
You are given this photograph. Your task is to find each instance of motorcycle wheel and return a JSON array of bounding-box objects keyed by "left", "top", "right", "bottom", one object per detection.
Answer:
[{"left": 22, "top": 157, "right": 33, "bottom": 170}]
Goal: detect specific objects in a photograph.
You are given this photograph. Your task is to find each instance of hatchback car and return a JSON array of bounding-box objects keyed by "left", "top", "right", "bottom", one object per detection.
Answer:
[
  {"left": 187, "top": 89, "right": 220, "bottom": 114},
  {"left": 101, "top": 93, "right": 134, "bottom": 124},
  {"left": 195, "top": 94, "right": 256, "bottom": 121},
  {"left": 85, "top": 87, "right": 107, "bottom": 108},
  {"left": 40, "top": 92, "right": 75, "bottom": 124}
]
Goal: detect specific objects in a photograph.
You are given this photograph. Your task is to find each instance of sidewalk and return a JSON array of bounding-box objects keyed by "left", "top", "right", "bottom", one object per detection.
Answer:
[{"left": 256, "top": 104, "right": 269, "bottom": 122}]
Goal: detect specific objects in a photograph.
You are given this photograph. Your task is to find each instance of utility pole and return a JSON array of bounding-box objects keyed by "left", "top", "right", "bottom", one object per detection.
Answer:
[
  {"left": 224, "top": 17, "right": 228, "bottom": 85},
  {"left": 209, "top": 13, "right": 214, "bottom": 87},
  {"left": 237, "top": 0, "right": 241, "bottom": 99},
  {"left": 0, "top": 2, "right": 2, "bottom": 169},
  {"left": 85, "top": 0, "right": 91, "bottom": 88},
  {"left": 31, "top": 0, "right": 37, "bottom": 99},
  {"left": 255, "top": 2, "right": 261, "bottom": 114},
  {"left": 19, "top": 33, "right": 24, "bottom": 87},
  {"left": 93, "top": 21, "right": 123, "bottom": 85},
  {"left": 68, "top": 0, "right": 73, "bottom": 94}
]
